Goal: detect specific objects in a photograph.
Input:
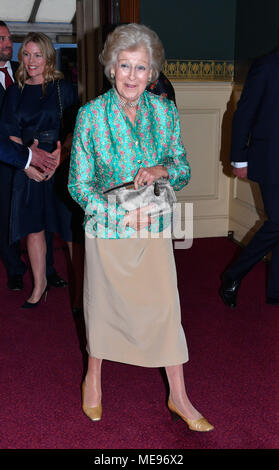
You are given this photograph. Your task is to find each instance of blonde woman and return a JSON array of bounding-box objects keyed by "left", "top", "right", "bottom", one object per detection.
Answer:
[{"left": 1, "top": 32, "right": 80, "bottom": 308}]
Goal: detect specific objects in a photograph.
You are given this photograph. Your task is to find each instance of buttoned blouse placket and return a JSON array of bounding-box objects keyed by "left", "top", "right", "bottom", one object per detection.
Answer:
[{"left": 116, "top": 97, "right": 144, "bottom": 178}]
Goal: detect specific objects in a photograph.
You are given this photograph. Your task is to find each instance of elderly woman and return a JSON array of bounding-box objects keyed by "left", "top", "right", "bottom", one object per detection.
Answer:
[{"left": 68, "top": 24, "right": 213, "bottom": 431}]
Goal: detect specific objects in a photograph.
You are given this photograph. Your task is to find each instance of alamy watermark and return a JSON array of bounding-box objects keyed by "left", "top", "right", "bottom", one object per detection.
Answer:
[{"left": 86, "top": 196, "right": 193, "bottom": 249}]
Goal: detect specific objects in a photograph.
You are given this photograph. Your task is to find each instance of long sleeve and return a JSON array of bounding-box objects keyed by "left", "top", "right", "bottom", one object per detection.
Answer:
[
  {"left": 164, "top": 102, "right": 191, "bottom": 191},
  {"left": 230, "top": 60, "right": 268, "bottom": 163},
  {"left": 68, "top": 89, "right": 191, "bottom": 239},
  {"left": 0, "top": 84, "right": 21, "bottom": 138},
  {"left": 0, "top": 135, "right": 29, "bottom": 168},
  {"left": 68, "top": 105, "right": 127, "bottom": 238}
]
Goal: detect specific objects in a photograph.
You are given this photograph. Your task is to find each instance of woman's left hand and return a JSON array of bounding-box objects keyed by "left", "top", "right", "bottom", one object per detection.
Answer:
[
  {"left": 24, "top": 165, "right": 46, "bottom": 182},
  {"left": 43, "top": 141, "right": 61, "bottom": 180},
  {"left": 134, "top": 165, "right": 168, "bottom": 189}
]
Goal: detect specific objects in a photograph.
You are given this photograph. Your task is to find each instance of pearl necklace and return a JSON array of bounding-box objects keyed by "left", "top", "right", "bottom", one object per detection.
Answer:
[
  {"left": 115, "top": 90, "right": 140, "bottom": 108},
  {"left": 118, "top": 97, "right": 139, "bottom": 108}
]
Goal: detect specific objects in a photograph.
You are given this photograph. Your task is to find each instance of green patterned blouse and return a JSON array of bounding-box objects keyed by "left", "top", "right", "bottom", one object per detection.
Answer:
[{"left": 68, "top": 88, "right": 191, "bottom": 238}]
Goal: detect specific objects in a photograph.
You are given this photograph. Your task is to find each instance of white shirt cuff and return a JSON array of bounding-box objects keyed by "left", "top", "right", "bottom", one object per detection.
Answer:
[
  {"left": 231, "top": 161, "right": 248, "bottom": 168},
  {"left": 24, "top": 148, "right": 32, "bottom": 169}
]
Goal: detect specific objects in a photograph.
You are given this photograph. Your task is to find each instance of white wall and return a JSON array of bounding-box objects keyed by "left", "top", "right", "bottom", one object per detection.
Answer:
[
  {"left": 174, "top": 82, "right": 265, "bottom": 244},
  {"left": 174, "top": 81, "right": 233, "bottom": 239}
]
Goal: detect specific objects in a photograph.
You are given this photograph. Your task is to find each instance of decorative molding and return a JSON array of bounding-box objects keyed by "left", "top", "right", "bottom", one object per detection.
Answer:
[
  {"left": 171, "top": 81, "right": 232, "bottom": 239},
  {"left": 228, "top": 216, "right": 264, "bottom": 244},
  {"left": 232, "top": 197, "right": 265, "bottom": 216},
  {"left": 8, "top": 23, "right": 72, "bottom": 34},
  {"left": 163, "top": 59, "right": 234, "bottom": 82},
  {"left": 178, "top": 108, "right": 220, "bottom": 199},
  {"left": 8, "top": 21, "right": 76, "bottom": 44}
]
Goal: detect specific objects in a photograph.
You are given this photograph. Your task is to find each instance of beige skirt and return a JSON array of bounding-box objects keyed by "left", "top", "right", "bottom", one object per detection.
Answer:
[{"left": 83, "top": 234, "right": 188, "bottom": 367}]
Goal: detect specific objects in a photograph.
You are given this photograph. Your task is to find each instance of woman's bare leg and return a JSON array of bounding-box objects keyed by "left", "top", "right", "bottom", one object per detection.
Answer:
[
  {"left": 83, "top": 356, "right": 102, "bottom": 407},
  {"left": 26, "top": 230, "right": 47, "bottom": 303},
  {"left": 165, "top": 364, "right": 202, "bottom": 420}
]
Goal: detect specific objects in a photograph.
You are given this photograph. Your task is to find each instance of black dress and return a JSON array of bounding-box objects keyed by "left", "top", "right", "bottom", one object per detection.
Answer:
[{"left": 1, "top": 79, "right": 82, "bottom": 243}]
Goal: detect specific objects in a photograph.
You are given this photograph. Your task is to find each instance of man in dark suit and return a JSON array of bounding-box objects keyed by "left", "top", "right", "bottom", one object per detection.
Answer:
[
  {"left": 220, "top": 49, "right": 279, "bottom": 308},
  {"left": 0, "top": 20, "right": 67, "bottom": 290}
]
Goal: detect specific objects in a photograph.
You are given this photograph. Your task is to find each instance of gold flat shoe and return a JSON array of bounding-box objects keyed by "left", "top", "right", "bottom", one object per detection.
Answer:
[
  {"left": 81, "top": 381, "right": 102, "bottom": 422},
  {"left": 168, "top": 398, "right": 214, "bottom": 432}
]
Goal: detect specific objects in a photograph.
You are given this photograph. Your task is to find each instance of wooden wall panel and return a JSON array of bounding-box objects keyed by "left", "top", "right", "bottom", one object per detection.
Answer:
[{"left": 120, "top": 0, "right": 139, "bottom": 23}]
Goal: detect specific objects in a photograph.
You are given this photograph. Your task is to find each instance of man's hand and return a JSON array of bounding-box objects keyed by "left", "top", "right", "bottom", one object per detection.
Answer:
[
  {"left": 30, "top": 139, "right": 61, "bottom": 172},
  {"left": 232, "top": 166, "right": 248, "bottom": 179}
]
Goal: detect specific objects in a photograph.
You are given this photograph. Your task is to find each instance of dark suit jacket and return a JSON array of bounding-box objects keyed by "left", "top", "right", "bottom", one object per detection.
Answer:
[
  {"left": 230, "top": 50, "right": 279, "bottom": 185},
  {"left": 0, "top": 61, "right": 18, "bottom": 108},
  {"left": 0, "top": 63, "right": 28, "bottom": 167},
  {"left": 0, "top": 136, "right": 29, "bottom": 168}
]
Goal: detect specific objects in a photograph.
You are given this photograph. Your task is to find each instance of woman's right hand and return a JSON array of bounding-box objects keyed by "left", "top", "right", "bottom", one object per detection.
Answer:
[{"left": 123, "top": 205, "right": 154, "bottom": 231}]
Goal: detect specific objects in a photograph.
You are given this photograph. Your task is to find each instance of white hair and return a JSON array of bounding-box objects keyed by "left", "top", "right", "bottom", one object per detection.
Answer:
[{"left": 99, "top": 23, "right": 165, "bottom": 84}]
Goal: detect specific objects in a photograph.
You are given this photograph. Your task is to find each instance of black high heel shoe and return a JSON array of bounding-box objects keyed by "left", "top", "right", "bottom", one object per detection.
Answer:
[{"left": 21, "top": 285, "right": 49, "bottom": 309}]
